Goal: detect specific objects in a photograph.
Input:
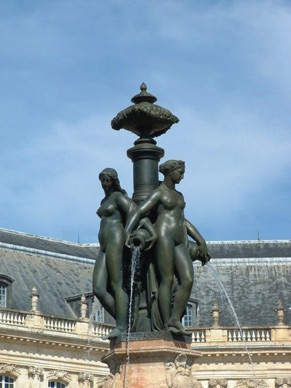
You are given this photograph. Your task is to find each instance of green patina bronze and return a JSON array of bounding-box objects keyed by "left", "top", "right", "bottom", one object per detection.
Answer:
[
  {"left": 111, "top": 82, "right": 179, "bottom": 138},
  {"left": 93, "top": 84, "right": 210, "bottom": 340}
]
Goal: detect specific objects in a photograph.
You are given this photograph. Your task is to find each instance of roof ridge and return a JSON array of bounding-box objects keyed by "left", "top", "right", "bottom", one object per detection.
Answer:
[
  {"left": 0, "top": 241, "right": 96, "bottom": 263},
  {"left": 0, "top": 228, "right": 98, "bottom": 247},
  {"left": 207, "top": 239, "right": 291, "bottom": 244}
]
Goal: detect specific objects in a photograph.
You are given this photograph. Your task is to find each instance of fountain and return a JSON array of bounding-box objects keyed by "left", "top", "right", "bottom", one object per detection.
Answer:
[{"left": 94, "top": 83, "right": 210, "bottom": 387}]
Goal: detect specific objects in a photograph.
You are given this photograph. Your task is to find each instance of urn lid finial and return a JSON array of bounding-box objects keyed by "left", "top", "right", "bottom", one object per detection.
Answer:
[
  {"left": 111, "top": 83, "right": 179, "bottom": 138},
  {"left": 131, "top": 83, "right": 157, "bottom": 105}
]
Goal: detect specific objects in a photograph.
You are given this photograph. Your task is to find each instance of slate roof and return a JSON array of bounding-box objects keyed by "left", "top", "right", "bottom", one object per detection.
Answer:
[
  {"left": 193, "top": 240, "right": 291, "bottom": 327},
  {"left": 0, "top": 229, "right": 291, "bottom": 326},
  {"left": 207, "top": 239, "right": 291, "bottom": 259},
  {"left": 0, "top": 229, "right": 98, "bottom": 318},
  {"left": 0, "top": 228, "right": 98, "bottom": 260}
]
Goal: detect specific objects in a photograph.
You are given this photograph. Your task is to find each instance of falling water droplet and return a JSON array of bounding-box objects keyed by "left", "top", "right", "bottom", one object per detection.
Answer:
[{"left": 123, "top": 246, "right": 140, "bottom": 387}]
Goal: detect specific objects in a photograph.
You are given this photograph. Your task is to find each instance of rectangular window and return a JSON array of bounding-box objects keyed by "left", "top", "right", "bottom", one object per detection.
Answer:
[
  {"left": 94, "top": 303, "right": 104, "bottom": 323},
  {"left": 182, "top": 304, "right": 193, "bottom": 327},
  {"left": 0, "top": 283, "right": 7, "bottom": 308},
  {"left": 91, "top": 297, "right": 105, "bottom": 323},
  {"left": 48, "top": 382, "right": 65, "bottom": 388}
]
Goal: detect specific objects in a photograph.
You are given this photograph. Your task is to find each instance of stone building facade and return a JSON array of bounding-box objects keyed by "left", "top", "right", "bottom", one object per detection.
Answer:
[{"left": 0, "top": 228, "right": 290, "bottom": 387}]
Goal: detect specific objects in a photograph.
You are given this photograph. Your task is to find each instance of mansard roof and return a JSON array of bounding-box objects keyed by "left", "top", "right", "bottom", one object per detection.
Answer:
[
  {"left": 207, "top": 239, "right": 291, "bottom": 259},
  {"left": 0, "top": 228, "right": 290, "bottom": 326},
  {"left": 0, "top": 229, "right": 98, "bottom": 318},
  {"left": 0, "top": 228, "right": 98, "bottom": 260},
  {"left": 194, "top": 240, "right": 291, "bottom": 327}
]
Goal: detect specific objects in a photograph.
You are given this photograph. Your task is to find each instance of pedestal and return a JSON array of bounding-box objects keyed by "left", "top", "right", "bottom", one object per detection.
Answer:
[
  {"left": 101, "top": 333, "right": 202, "bottom": 388},
  {"left": 127, "top": 137, "right": 164, "bottom": 204}
]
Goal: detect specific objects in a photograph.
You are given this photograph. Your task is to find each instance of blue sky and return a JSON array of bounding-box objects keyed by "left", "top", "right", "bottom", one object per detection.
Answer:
[{"left": 1, "top": 0, "right": 290, "bottom": 243}]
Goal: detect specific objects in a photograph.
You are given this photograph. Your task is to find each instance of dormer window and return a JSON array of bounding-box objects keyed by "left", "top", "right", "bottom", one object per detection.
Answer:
[
  {"left": 92, "top": 297, "right": 104, "bottom": 323},
  {"left": 182, "top": 298, "right": 198, "bottom": 328},
  {"left": 0, "top": 275, "right": 15, "bottom": 309},
  {"left": 65, "top": 293, "right": 114, "bottom": 324},
  {"left": 0, "top": 283, "right": 7, "bottom": 308}
]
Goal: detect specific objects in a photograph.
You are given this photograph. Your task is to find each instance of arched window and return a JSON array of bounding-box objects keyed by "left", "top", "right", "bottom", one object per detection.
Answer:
[
  {"left": 0, "top": 375, "right": 14, "bottom": 388},
  {"left": 48, "top": 382, "right": 66, "bottom": 388}
]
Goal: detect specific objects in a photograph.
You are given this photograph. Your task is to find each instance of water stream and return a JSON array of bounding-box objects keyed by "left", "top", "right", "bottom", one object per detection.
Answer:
[
  {"left": 206, "top": 262, "right": 257, "bottom": 381},
  {"left": 83, "top": 296, "right": 98, "bottom": 365},
  {"left": 84, "top": 297, "right": 114, "bottom": 385},
  {"left": 123, "top": 245, "right": 140, "bottom": 387}
]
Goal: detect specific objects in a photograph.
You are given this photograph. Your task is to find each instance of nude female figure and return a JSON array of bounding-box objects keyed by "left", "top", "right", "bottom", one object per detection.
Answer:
[
  {"left": 125, "top": 160, "right": 209, "bottom": 335},
  {"left": 92, "top": 168, "right": 132, "bottom": 339}
]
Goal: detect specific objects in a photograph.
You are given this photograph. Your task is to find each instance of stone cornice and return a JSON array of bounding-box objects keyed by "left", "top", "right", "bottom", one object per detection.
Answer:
[
  {"left": 193, "top": 345, "right": 291, "bottom": 357},
  {"left": 0, "top": 329, "right": 109, "bottom": 353}
]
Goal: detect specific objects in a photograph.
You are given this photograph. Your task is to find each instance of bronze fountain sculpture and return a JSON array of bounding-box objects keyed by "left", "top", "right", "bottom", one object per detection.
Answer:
[
  {"left": 92, "top": 168, "right": 132, "bottom": 339},
  {"left": 93, "top": 83, "right": 210, "bottom": 341}
]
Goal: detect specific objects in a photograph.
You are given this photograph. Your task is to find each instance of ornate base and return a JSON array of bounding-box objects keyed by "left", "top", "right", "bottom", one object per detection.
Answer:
[{"left": 100, "top": 332, "right": 202, "bottom": 388}]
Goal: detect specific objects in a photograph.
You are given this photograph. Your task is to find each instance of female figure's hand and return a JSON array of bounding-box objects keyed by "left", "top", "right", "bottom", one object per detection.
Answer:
[
  {"left": 125, "top": 232, "right": 132, "bottom": 249},
  {"left": 197, "top": 242, "right": 211, "bottom": 265}
]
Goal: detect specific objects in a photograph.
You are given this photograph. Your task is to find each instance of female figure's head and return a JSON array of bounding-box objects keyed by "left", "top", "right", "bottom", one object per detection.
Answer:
[
  {"left": 99, "top": 168, "right": 127, "bottom": 195},
  {"left": 159, "top": 160, "right": 185, "bottom": 183},
  {"left": 159, "top": 160, "right": 185, "bottom": 176}
]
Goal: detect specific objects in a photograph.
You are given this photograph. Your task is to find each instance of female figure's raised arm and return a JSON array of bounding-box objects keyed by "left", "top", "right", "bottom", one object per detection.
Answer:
[{"left": 125, "top": 190, "right": 161, "bottom": 247}]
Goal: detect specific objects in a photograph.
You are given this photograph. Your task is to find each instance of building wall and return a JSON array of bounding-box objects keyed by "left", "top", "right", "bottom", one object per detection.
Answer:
[
  {"left": 0, "top": 307, "right": 291, "bottom": 386},
  {"left": 0, "top": 309, "right": 111, "bottom": 387},
  {"left": 1, "top": 232, "right": 291, "bottom": 386}
]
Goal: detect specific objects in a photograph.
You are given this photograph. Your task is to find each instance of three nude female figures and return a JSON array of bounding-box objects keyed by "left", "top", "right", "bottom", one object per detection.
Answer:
[{"left": 93, "top": 161, "right": 210, "bottom": 339}]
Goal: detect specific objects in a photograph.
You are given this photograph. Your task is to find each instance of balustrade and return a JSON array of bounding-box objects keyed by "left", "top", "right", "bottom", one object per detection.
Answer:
[
  {"left": 0, "top": 309, "right": 26, "bottom": 326},
  {"left": 91, "top": 322, "right": 112, "bottom": 340},
  {"left": 227, "top": 328, "right": 272, "bottom": 342},
  {"left": 44, "top": 317, "right": 76, "bottom": 332},
  {"left": 191, "top": 329, "right": 207, "bottom": 343},
  {"left": 1, "top": 307, "right": 289, "bottom": 347}
]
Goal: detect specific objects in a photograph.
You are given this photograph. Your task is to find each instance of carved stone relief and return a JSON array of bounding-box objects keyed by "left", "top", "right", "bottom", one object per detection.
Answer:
[
  {"left": 47, "top": 370, "right": 71, "bottom": 384},
  {"left": 209, "top": 379, "right": 228, "bottom": 388},
  {"left": 275, "top": 378, "right": 291, "bottom": 388},
  {"left": 27, "top": 366, "right": 44, "bottom": 380},
  {"left": 78, "top": 372, "right": 94, "bottom": 387},
  {"left": 0, "top": 363, "right": 20, "bottom": 377},
  {"left": 96, "top": 373, "right": 119, "bottom": 388},
  {"left": 235, "top": 380, "right": 268, "bottom": 388},
  {"left": 164, "top": 354, "right": 202, "bottom": 388}
]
